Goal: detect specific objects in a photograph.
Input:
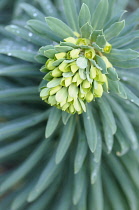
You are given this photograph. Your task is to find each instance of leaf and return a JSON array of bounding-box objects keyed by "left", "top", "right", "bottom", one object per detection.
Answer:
[
  {"left": 102, "top": 167, "right": 127, "bottom": 210},
  {"left": 107, "top": 67, "right": 119, "bottom": 81},
  {"left": 62, "top": 112, "right": 72, "bottom": 125},
  {"left": 20, "top": 3, "right": 45, "bottom": 21},
  {"left": 73, "top": 168, "right": 86, "bottom": 205},
  {"left": 79, "top": 3, "right": 91, "bottom": 28},
  {"left": 45, "top": 17, "right": 74, "bottom": 39},
  {"left": 108, "top": 80, "right": 127, "bottom": 99},
  {"left": 35, "top": 54, "right": 47, "bottom": 64},
  {"left": 76, "top": 57, "right": 88, "bottom": 68},
  {"left": 104, "top": 20, "right": 125, "bottom": 41},
  {"left": 90, "top": 154, "right": 100, "bottom": 184},
  {"left": 0, "top": 87, "right": 38, "bottom": 99},
  {"left": 126, "top": 8, "right": 139, "bottom": 26},
  {"left": 101, "top": 113, "right": 114, "bottom": 153},
  {"left": 91, "top": 30, "right": 103, "bottom": 42},
  {"left": 107, "top": 154, "right": 138, "bottom": 210},
  {"left": 28, "top": 153, "right": 61, "bottom": 202},
  {"left": 44, "top": 49, "right": 57, "bottom": 59},
  {"left": 11, "top": 181, "right": 36, "bottom": 210},
  {"left": 74, "top": 132, "right": 88, "bottom": 174},
  {"left": 96, "top": 35, "right": 106, "bottom": 48},
  {"left": 93, "top": 127, "right": 102, "bottom": 163},
  {"left": 47, "top": 78, "right": 61, "bottom": 88},
  {"left": 56, "top": 116, "right": 76, "bottom": 164},
  {"left": 89, "top": 173, "right": 103, "bottom": 210},
  {"left": 115, "top": 128, "right": 129, "bottom": 156},
  {"left": 111, "top": 30, "right": 139, "bottom": 48},
  {"left": 0, "top": 64, "right": 40, "bottom": 77},
  {"left": 55, "top": 46, "right": 73, "bottom": 52},
  {"left": 106, "top": 49, "right": 139, "bottom": 61},
  {"left": 0, "top": 111, "right": 49, "bottom": 141},
  {"left": 0, "top": 49, "right": 37, "bottom": 63},
  {"left": 123, "top": 84, "right": 139, "bottom": 107},
  {"left": 0, "top": 129, "right": 43, "bottom": 159},
  {"left": 104, "top": 10, "right": 127, "bottom": 30},
  {"left": 37, "top": 0, "right": 59, "bottom": 17},
  {"left": 45, "top": 107, "right": 61, "bottom": 138},
  {"left": 27, "top": 20, "right": 61, "bottom": 42},
  {"left": 80, "top": 22, "right": 93, "bottom": 38},
  {"left": 0, "top": 139, "right": 50, "bottom": 194},
  {"left": 6, "top": 25, "right": 48, "bottom": 46},
  {"left": 83, "top": 103, "right": 97, "bottom": 153},
  {"left": 106, "top": 96, "right": 138, "bottom": 150},
  {"left": 96, "top": 55, "right": 107, "bottom": 74},
  {"left": 39, "top": 45, "right": 54, "bottom": 55},
  {"left": 97, "top": 97, "right": 117, "bottom": 134},
  {"left": 63, "top": 0, "right": 79, "bottom": 32},
  {"left": 111, "top": 59, "right": 139, "bottom": 69},
  {"left": 91, "top": 0, "right": 109, "bottom": 30},
  {"left": 25, "top": 182, "right": 58, "bottom": 210}
]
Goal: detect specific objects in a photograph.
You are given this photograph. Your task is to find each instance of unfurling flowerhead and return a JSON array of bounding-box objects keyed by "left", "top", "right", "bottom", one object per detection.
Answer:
[{"left": 39, "top": 2, "right": 139, "bottom": 114}]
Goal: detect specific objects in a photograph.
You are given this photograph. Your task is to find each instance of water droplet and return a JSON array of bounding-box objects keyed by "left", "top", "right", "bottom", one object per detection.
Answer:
[
  {"left": 8, "top": 53, "right": 12, "bottom": 56},
  {"left": 33, "top": 13, "right": 38, "bottom": 17},
  {"left": 87, "top": 116, "right": 90, "bottom": 120},
  {"left": 131, "top": 99, "right": 134, "bottom": 102},
  {"left": 122, "top": 77, "right": 127, "bottom": 81},
  {"left": 11, "top": 25, "right": 18, "bottom": 29},
  {"left": 28, "top": 32, "right": 33, "bottom": 37}
]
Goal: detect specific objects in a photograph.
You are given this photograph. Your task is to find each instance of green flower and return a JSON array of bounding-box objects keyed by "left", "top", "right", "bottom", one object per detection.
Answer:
[
  {"left": 40, "top": 35, "right": 112, "bottom": 114},
  {"left": 39, "top": 2, "right": 139, "bottom": 115}
]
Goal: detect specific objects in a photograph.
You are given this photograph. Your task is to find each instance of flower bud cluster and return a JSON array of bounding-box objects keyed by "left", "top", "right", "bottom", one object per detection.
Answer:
[{"left": 40, "top": 37, "right": 112, "bottom": 114}]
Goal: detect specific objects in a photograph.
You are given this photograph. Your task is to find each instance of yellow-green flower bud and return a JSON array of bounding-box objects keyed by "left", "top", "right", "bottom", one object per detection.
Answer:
[
  {"left": 73, "top": 98, "right": 82, "bottom": 112},
  {"left": 85, "top": 91, "right": 94, "bottom": 102},
  {"left": 51, "top": 68, "right": 62, "bottom": 77},
  {"left": 103, "top": 42, "right": 112, "bottom": 53},
  {"left": 46, "top": 59, "right": 55, "bottom": 70},
  {"left": 70, "top": 49, "right": 80, "bottom": 59},
  {"left": 90, "top": 66, "right": 97, "bottom": 79},
  {"left": 61, "top": 77, "right": 72, "bottom": 87},
  {"left": 85, "top": 49, "right": 95, "bottom": 59},
  {"left": 64, "top": 37, "right": 77, "bottom": 44},
  {"left": 70, "top": 62, "right": 79, "bottom": 73},
  {"left": 59, "top": 61, "right": 68, "bottom": 72},
  {"left": 94, "top": 84, "right": 103, "bottom": 97},
  {"left": 62, "top": 103, "right": 70, "bottom": 111},
  {"left": 48, "top": 95, "right": 57, "bottom": 106},
  {"left": 76, "top": 38, "right": 90, "bottom": 46},
  {"left": 72, "top": 72, "right": 83, "bottom": 86},
  {"left": 40, "top": 88, "right": 49, "bottom": 100},
  {"left": 101, "top": 56, "right": 112, "bottom": 68},
  {"left": 82, "top": 80, "right": 91, "bottom": 89},
  {"left": 55, "top": 52, "right": 66, "bottom": 60},
  {"left": 69, "top": 104, "right": 75, "bottom": 114},
  {"left": 79, "top": 92, "right": 85, "bottom": 100},
  {"left": 74, "top": 31, "right": 80, "bottom": 38},
  {"left": 49, "top": 85, "right": 61, "bottom": 95}
]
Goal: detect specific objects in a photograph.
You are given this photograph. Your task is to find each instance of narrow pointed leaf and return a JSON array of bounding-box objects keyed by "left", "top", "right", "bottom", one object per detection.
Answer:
[
  {"left": 79, "top": 3, "right": 91, "bottom": 27},
  {"left": 56, "top": 116, "right": 76, "bottom": 164},
  {"left": 46, "top": 17, "right": 74, "bottom": 39},
  {"left": 104, "top": 20, "right": 125, "bottom": 40},
  {"left": 45, "top": 107, "right": 61, "bottom": 138},
  {"left": 63, "top": 0, "right": 79, "bottom": 32},
  {"left": 91, "top": 0, "right": 109, "bottom": 30},
  {"left": 83, "top": 104, "right": 97, "bottom": 153}
]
